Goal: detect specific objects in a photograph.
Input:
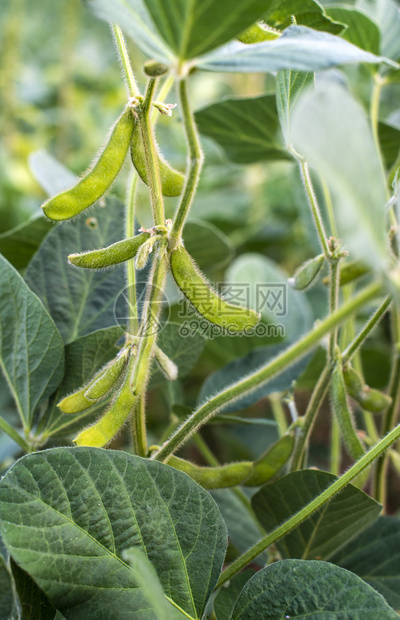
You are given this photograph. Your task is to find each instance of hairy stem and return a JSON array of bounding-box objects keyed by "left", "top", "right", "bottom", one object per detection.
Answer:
[
  {"left": 112, "top": 25, "right": 140, "bottom": 99},
  {"left": 298, "top": 159, "right": 331, "bottom": 260},
  {"left": 153, "top": 281, "right": 384, "bottom": 462},
  {"left": 126, "top": 173, "right": 139, "bottom": 338},
  {"left": 169, "top": 79, "right": 204, "bottom": 249},
  {"left": 216, "top": 419, "right": 400, "bottom": 587},
  {"left": 342, "top": 296, "right": 392, "bottom": 363}
]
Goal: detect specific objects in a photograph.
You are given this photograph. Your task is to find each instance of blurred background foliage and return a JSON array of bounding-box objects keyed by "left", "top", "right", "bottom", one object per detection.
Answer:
[{"left": 0, "top": 0, "right": 398, "bottom": 501}]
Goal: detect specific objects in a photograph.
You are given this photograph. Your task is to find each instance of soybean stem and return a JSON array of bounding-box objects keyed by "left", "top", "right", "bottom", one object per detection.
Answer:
[
  {"left": 153, "top": 281, "right": 384, "bottom": 462},
  {"left": 140, "top": 78, "right": 165, "bottom": 226},
  {"left": 126, "top": 173, "right": 139, "bottom": 338},
  {"left": 342, "top": 295, "right": 392, "bottom": 364},
  {"left": 0, "top": 417, "right": 30, "bottom": 452},
  {"left": 298, "top": 159, "right": 331, "bottom": 261},
  {"left": 216, "top": 419, "right": 400, "bottom": 588},
  {"left": 169, "top": 79, "right": 204, "bottom": 249},
  {"left": 112, "top": 25, "right": 140, "bottom": 99}
]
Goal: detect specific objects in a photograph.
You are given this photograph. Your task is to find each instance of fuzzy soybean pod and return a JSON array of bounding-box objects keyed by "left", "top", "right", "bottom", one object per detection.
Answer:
[
  {"left": 68, "top": 232, "right": 150, "bottom": 269},
  {"left": 130, "top": 129, "right": 185, "bottom": 197},
  {"left": 289, "top": 254, "right": 325, "bottom": 291},
  {"left": 170, "top": 244, "right": 260, "bottom": 331},
  {"left": 74, "top": 359, "right": 136, "bottom": 447},
  {"left": 42, "top": 105, "right": 135, "bottom": 221},
  {"left": 331, "top": 363, "right": 365, "bottom": 460},
  {"left": 166, "top": 456, "right": 254, "bottom": 489},
  {"left": 245, "top": 431, "right": 295, "bottom": 486},
  {"left": 343, "top": 365, "right": 392, "bottom": 413},
  {"left": 57, "top": 352, "right": 128, "bottom": 414}
]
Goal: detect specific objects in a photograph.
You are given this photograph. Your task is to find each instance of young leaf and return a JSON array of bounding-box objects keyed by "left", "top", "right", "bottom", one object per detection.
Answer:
[
  {"left": 195, "top": 95, "right": 290, "bottom": 164},
  {"left": 197, "top": 26, "right": 394, "bottom": 73},
  {"left": 25, "top": 198, "right": 126, "bottom": 343},
  {"left": 291, "top": 80, "right": 388, "bottom": 270},
  {"left": 0, "top": 448, "right": 227, "bottom": 619},
  {"left": 251, "top": 470, "right": 381, "bottom": 560},
  {"left": 0, "top": 255, "right": 64, "bottom": 430},
  {"left": 330, "top": 515, "right": 400, "bottom": 610},
  {"left": 231, "top": 559, "right": 398, "bottom": 619}
]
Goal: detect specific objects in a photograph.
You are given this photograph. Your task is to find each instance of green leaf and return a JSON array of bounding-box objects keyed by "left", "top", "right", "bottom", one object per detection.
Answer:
[
  {"left": 330, "top": 515, "right": 400, "bottom": 610},
  {"left": 379, "top": 121, "right": 400, "bottom": 170},
  {"left": 29, "top": 150, "right": 78, "bottom": 197},
  {"left": 0, "top": 255, "right": 64, "bottom": 430},
  {"left": 213, "top": 570, "right": 255, "bottom": 620},
  {"left": 291, "top": 81, "right": 388, "bottom": 270},
  {"left": 197, "top": 25, "right": 393, "bottom": 73},
  {"left": 39, "top": 326, "right": 123, "bottom": 438},
  {"left": 231, "top": 559, "right": 398, "bottom": 619},
  {"left": 198, "top": 343, "right": 310, "bottom": 413},
  {"left": 11, "top": 558, "right": 57, "bottom": 620},
  {"left": 358, "top": 0, "right": 400, "bottom": 60},
  {"left": 211, "top": 489, "right": 267, "bottom": 564},
  {"left": 276, "top": 70, "right": 315, "bottom": 146},
  {"left": 152, "top": 322, "right": 205, "bottom": 383},
  {"left": 0, "top": 215, "right": 52, "bottom": 271},
  {"left": 325, "top": 7, "right": 381, "bottom": 54},
  {"left": 0, "top": 448, "right": 227, "bottom": 620},
  {"left": 0, "top": 554, "right": 13, "bottom": 620},
  {"left": 25, "top": 199, "right": 126, "bottom": 343},
  {"left": 184, "top": 220, "right": 234, "bottom": 272},
  {"left": 121, "top": 548, "right": 186, "bottom": 619},
  {"left": 225, "top": 253, "right": 313, "bottom": 341},
  {"left": 252, "top": 470, "right": 381, "bottom": 560},
  {"left": 264, "top": 0, "right": 345, "bottom": 34},
  {"left": 195, "top": 95, "right": 290, "bottom": 164}
]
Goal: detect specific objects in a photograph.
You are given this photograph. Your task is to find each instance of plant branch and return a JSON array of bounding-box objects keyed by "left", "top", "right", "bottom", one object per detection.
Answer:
[
  {"left": 126, "top": 173, "right": 139, "bottom": 338},
  {"left": 112, "top": 25, "right": 140, "bottom": 99},
  {"left": 342, "top": 296, "right": 392, "bottom": 364},
  {"left": 0, "top": 417, "right": 30, "bottom": 452},
  {"left": 216, "top": 419, "right": 400, "bottom": 587},
  {"left": 169, "top": 78, "right": 204, "bottom": 250},
  {"left": 152, "top": 281, "right": 384, "bottom": 462},
  {"left": 298, "top": 158, "right": 331, "bottom": 260}
]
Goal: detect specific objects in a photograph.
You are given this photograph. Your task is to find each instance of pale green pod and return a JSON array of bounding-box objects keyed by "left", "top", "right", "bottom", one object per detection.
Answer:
[
  {"left": 154, "top": 345, "right": 178, "bottom": 381},
  {"left": 130, "top": 129, "right": 185, "bottom": 197},
  {"left": 331, "top": 364, "right": 365, "bottom": 460},
  {"left": 167, "top": 456, "right": 253, "bottom": 489},
  {"left": 289, "top": 254, "right": 324, "bottom": 291},
  {"left": 245, "top": 432, "right": 295, "bottom": 486},
  {"left": 74, "top": 360, "right": 136, "bottom": 447},
  {"left": 42, "top": 105, "right": 135, "bottom": 221},
  {"left": 343, "top": 365, "right": 392, "bottom": 413},
  {"left": 84, "top": 350, "right": 129, "bottom": 400},
  {"left": 68, "top": 232, "right": 150, "bottom": 269},
  {"left": 57, "top": 362, "right": 114, "bottom": 414},
  {"left": 170, "top": 244, "right": 260, "bottom": 331},
  {"left": 238, "top": 22, "right": 280, "bottom": 43}
]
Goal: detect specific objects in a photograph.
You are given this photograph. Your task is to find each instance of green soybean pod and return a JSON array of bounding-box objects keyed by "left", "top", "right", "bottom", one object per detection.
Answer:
[
  {"left": 130, "top": 129, "right": 185, "bottom": 197},
  {"left": 289, "top": 254, "right": 325, "bottom": 291},
  {"left": 74, "top": 364, "right": 136, "bottom": 448},
  {"left": 68, "top": 232, "right": 150, "bottom": 269},
  {"left": 42, "top": 105, "right": 135, "bottom": 221},
  {"left": 331, "top": 364, "right": 365, "bottom": 460},
  {"left": 245, "top": 432, "right": 295, "bottom": 486},
  {"left": 84, "top": 350, "right": 129, "bottom": 400},
  {"left": 170, "top": 244, "right": 260, "bottom": 331},
  {"left": 167, "top": 456, "right": 253, "bottom": 489}
]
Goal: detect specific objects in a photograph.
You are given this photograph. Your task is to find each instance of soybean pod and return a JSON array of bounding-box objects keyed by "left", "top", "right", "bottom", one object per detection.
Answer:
[
  {"left": 68, "top": 232, "right": 150, "bottom": 269},
  {"left": 167, "top": 456, "right": 253, "bottom": 489},
  {"left": 42, "top": 105, "right": 135, "bottom": 221},
  {"left": 84, "top": 349, "right": 129, "bottom": 400},
  {"left": 74, "top": 359, "right": 136, "bottom": 448},
  {"left": 331, "top": 363, "right": 365, "bottom": 460},
  {"left": 130, "top": 127, "right": 185, "bottom": 197},
  {"left": 170, "top": 244, "right": 260, "bottom": 331}
]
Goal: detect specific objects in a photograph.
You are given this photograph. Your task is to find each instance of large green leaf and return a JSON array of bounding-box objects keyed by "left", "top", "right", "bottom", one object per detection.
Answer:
[
  {"left": 276, "top": 70, "right": 315, "bottom": 146},
  {"left": 0, "top": 255, "right": 64, "bottom": 430},
  {"left": 358, "top": 0, "right": 400, "bottom": 60},
  {"left": 252, "top": 470, "right": 381, "bottom": 560},
  {"left": 291, "top": 80, "right": 388, "bottom": 270},
  {"left": 0, "top": 215, "right": 52, "bottom": 271},
  {"left": 213, "top": 570, "right": 255, "bottom": 620},
  {"left": 0, "top": 448, "right": 227, "bottom": 620},
  {"left": 197, "top": 25, "right": 392, "bottom": 73},
  {"left": 330, "top": 515, "right": 400, "bottom": 610},
  {"left": 11, "top": 558, "right": 57, "bottom": 620},
  {"left": 195, "top": 95, "right": 290, "bottom": 164},
  {"left": 264, "top": 0, "right": 345, "bottom": 34},
  {"left": 326, "top": 7, "right": 381, "bottom": 54},
  {"left": 231, "top": 559, "right": 398, "bottom": 619},
  {"left": 25, "top": 199, "right": 126, "bottom": 343},
  {"left": 39, "top": 326, "right": 123, "bottom": 438},
  {"left": 0, "top": 554, "right": 13, "bottom": 620}
]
